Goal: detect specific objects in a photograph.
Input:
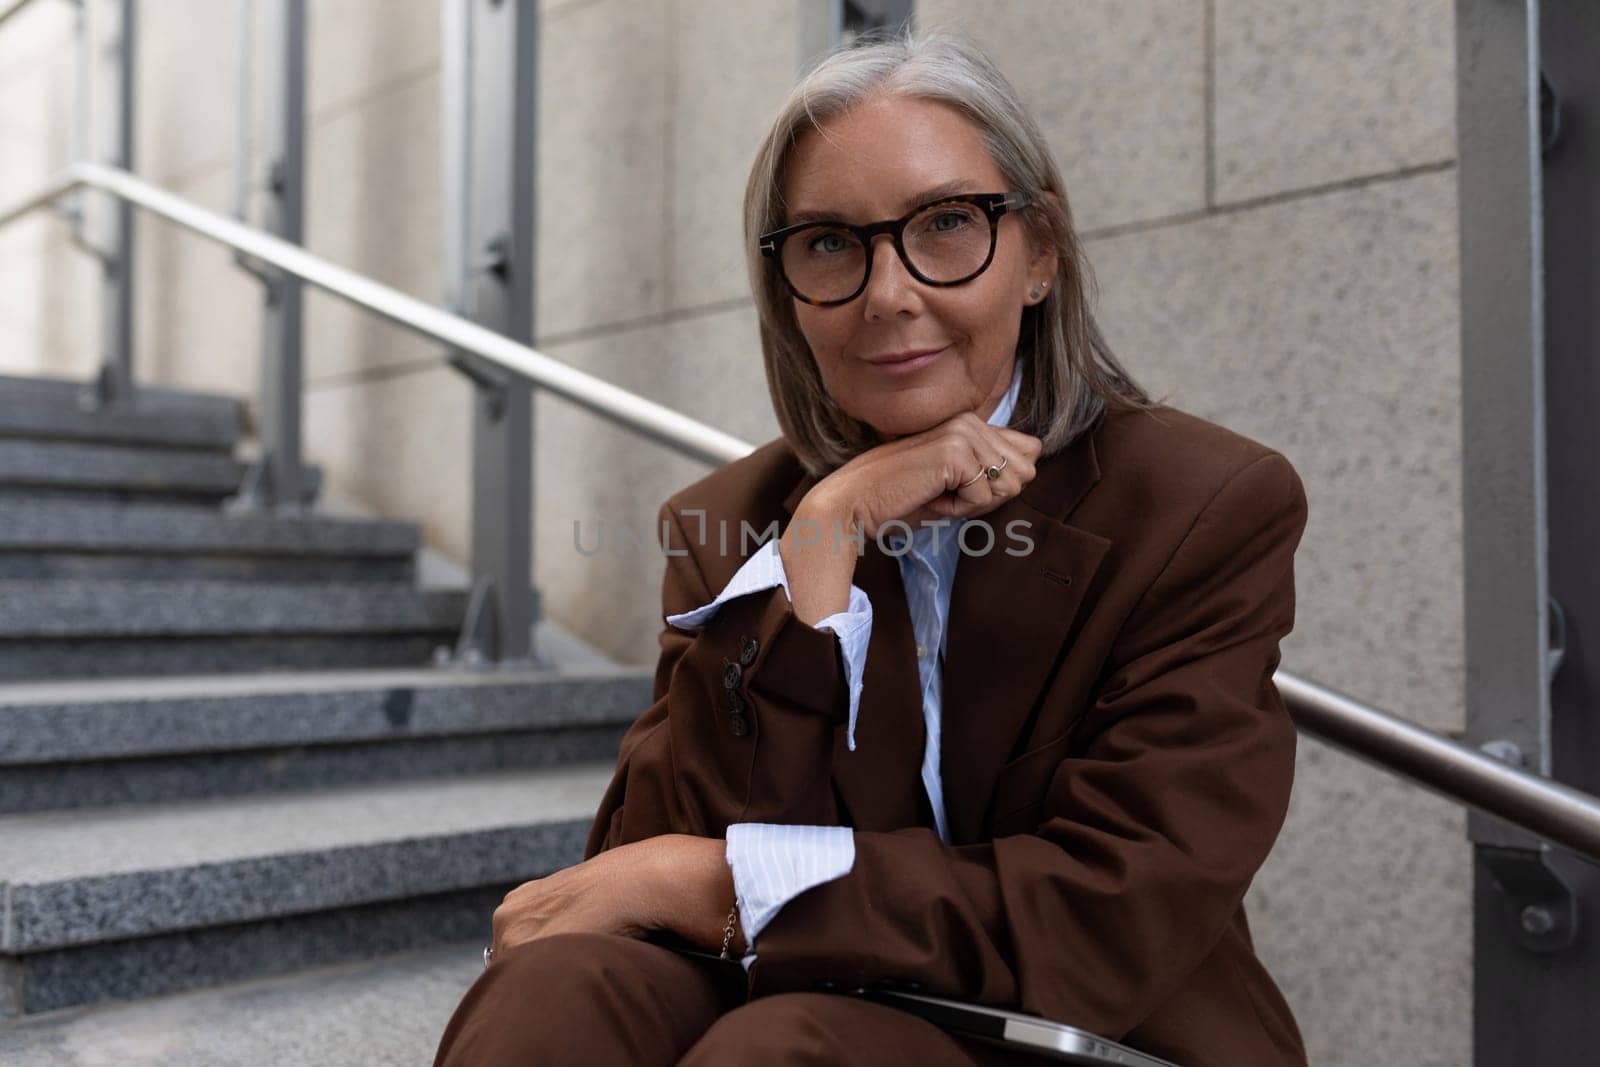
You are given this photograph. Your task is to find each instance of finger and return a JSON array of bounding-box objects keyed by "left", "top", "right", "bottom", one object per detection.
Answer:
[
  {"left": 946, "top": 439, "right": 1012, "bottom": 511},
  {"left": 980, "top": 426, "right": 1038, "bottom": 485},
  {"left": 995, "top": 427, "right": 1043, "bottom": 459},
  {"left": 951, "top": 430, "right": 1033, "bottom": 510}
]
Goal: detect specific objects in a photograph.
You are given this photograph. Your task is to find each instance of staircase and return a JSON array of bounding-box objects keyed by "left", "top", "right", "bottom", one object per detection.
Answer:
[{"left": 0, "top": 374, "right": 646, "bottom": 1018}]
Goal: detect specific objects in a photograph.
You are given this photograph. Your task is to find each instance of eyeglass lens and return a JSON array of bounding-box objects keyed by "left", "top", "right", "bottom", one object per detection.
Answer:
[{"left": 780, "top": 201, "right": 993, "bottom": 304}]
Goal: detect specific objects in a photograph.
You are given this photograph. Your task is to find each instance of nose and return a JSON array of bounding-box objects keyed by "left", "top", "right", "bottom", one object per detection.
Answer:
[{"left": 859, "top": 233, "right": 923, "bottom": 321}]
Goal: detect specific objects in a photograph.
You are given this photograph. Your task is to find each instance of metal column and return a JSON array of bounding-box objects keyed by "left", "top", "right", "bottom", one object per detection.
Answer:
[
  {"left": 441, "top": 0, "right": 538, "bottom": 665},
  {"left": 230, "top": 0, "right": 313, "bottom": 511},
  {"left": 1461, "top": 1, "right": 1600, "bottom": 1062},
  {"left": 85, "top": 0, "right": 136, "bottom": 409},
  {"left": 799, "top": 0, "right": 914, "bottom": 74}
]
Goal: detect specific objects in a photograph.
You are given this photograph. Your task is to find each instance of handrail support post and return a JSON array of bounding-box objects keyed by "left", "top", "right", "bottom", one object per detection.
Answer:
[
  {"left": 439, "top": 0, "right": 540, "bottom": 666},
  {"left": 227, "top": 0, "right": 312, "bottom": 513},
  {"left": 81, "top": 0, "right": 137, "bottom": 412}
]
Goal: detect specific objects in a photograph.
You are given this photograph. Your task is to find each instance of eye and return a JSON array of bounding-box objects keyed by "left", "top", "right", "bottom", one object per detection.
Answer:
[
  {"left": 805, "top": 230, "right": 853, "bottom": 255},
  {"left": 928, "top": 209, "right": 973, "bottom": 233}
]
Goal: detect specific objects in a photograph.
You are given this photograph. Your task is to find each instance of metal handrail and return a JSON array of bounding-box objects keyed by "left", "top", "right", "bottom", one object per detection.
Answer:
[
  {"left": 3, "top": 165, "right": 1599, "bottom": 867},
  {"left": 1277, "top": 674, "right": 1600, "bottom": 862},
  {"left": 0, "top": 164, "right": 751, "bottom": 468}
]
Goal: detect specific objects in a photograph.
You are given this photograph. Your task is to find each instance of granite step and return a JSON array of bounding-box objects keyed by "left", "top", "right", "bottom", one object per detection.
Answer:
[
  {"left": 0, "top": 500, "right": 420, "bottom": 583},
  {"left": 0, "top": 439, "right": 251, "bottom": 504},
  {"left": 0, "top": 765, "right": 615, "bottom": 1016},
  {"left": 0, "top": 666, "right": 648, "bottom": 812},
  {"left": 0, "top": 373, "right": 244, "bottom": 453},
  {"left": 0, "top": 580, "right": 471, "bottom": 680},
  {"left": 0, "top": 937, "right": 485, "bottom": 1066}
]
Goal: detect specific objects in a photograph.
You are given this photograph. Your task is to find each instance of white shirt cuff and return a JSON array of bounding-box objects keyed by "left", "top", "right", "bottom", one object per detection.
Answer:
[{"left": 725, "top": 823, "right": 856, "bottom": 971}]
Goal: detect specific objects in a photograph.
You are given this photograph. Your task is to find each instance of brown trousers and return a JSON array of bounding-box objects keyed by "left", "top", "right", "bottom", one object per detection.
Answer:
[{"left": 432, "top": 933, "right": 1050, "bottom": 1066}]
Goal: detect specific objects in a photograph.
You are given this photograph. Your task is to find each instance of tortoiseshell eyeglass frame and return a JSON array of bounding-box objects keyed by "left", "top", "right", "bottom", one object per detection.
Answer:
[{"left": 757, "top": 191, "right": 1033, "bottom": 307}]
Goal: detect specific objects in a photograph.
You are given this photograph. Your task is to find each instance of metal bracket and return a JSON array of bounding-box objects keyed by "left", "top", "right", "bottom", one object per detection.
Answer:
[
  {"left": 476, "top": 234, "right": 511, "bottom": 282},
  {"left": 1540, "top": 70, "right": 1562, "bottom": 156},
  {"left": 223, "top": 456, "right": 320, "bottom": 514},
  {"left": 445, "top": 348, "right": 512, "bottom": 421},
  {"left": 80, "top": 358, "right": 133, "bottom": 410},
  {"left": 1480, "top": 846, "right": 1579, "bottom": 953},
  {"left": 443, "top": 577, "right": 499, "bottom": 668},
  {"left": 1546, "top": 596, "right": 1567, "bottom": 683},
  {"left": 1469, "top": 741, "right": 1542, "bottom": 850},
  {"left": 434, "top": 578, "right": 545, "bottom": 671}
]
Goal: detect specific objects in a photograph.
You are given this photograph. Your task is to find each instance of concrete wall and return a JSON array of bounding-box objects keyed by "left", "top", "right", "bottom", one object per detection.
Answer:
[{"left": 0, "top": 1, "right": 1468, "bottom": 1062}]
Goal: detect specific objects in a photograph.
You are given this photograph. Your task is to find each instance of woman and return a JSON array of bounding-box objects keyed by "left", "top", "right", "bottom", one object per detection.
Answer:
[{"left": 436, "top": 28, "right": 1308, "bottom": 1067}]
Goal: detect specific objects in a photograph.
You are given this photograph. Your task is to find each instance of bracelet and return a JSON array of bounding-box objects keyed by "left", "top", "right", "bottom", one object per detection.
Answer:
[{"left": 718, "top": 900, "right": 742, "bottom": 959}]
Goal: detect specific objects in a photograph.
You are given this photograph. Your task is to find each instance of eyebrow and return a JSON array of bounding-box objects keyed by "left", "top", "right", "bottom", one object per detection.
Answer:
[{"left": 785, "top": 179, "right": 984, "bottom": 226}]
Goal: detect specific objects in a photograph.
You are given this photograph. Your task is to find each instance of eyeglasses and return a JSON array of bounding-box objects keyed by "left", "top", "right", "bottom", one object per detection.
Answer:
[{"left": 758, "top": 192, "right": 1032, "bottom": 307}]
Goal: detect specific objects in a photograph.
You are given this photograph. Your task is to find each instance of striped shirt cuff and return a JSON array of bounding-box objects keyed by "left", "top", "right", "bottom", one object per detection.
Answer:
[{"left": 725, "top": 823, "right": 856, "bottom": 972}]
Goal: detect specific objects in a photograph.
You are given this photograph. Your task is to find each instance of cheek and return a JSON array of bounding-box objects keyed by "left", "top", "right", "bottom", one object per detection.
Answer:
[{"left": 793, "top": 306, "right": 848, "bottom": 365}]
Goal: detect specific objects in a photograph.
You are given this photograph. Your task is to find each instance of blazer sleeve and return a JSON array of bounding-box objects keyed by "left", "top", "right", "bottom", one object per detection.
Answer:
[
  {"left": 584, "top": 501, "right": 853, "bottom": 856},
  {"left": 740, "top": 453, "right": 1309, "bottom": 1039}
]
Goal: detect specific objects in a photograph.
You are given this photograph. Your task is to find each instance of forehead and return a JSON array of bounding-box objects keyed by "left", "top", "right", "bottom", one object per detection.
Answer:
[{"left": 781, "top": 95, "right": 1004, "bottom": 221}]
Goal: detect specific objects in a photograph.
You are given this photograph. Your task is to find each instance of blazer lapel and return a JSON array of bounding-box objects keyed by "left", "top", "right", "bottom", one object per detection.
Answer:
[{"left": 940, "top": 434, "right": 1109, "bottom": 844}]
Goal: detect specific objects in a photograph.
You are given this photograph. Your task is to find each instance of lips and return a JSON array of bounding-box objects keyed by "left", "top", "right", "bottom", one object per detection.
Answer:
[{"left": 866, "top": 345, "right": 947, "bottom": 366}]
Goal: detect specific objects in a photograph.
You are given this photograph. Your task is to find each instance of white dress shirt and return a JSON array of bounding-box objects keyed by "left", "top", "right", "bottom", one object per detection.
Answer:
[{"left": 665, "top": 361, "right": 1024, "bottom": 969}]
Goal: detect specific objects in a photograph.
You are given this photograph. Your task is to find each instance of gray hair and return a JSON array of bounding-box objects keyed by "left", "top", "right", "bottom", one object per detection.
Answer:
[{"left": 743, "top": 26, "right": 1152, "bottom": 477}]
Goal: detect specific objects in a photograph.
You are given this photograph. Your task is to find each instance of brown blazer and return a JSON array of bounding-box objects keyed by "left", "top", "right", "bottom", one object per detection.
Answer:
[{"left": 585, "top": 404, "right": 1310, "bottom": 1067}]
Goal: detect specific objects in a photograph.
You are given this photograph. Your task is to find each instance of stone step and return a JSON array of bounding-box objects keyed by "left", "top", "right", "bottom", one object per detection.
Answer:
[
  {"left": 0, "top": 579, "right": 466, "bottom": 638},
  {"left": 0, "top": 373, "right": 244, "bottom": 453},
  {"left": 0, "top": 765, "right": 614, "bottom": 1016},
  {"left": 0, "top": 439, "right": 250, "bottom": 504},
  {"left": 0, "top": 666, "right": 648, "bottom": 813},
  {"left": 0, "top": 581, "right": 470, "bottom": 680},
  {"left": 0, "top": 938, "right": 485, "bottom": 1066},
  {"left": 0, "top": 500, "right": 420, "bottom": 583}
]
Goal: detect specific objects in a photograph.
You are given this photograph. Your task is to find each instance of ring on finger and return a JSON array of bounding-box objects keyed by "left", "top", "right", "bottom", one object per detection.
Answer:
[{"left": 957, "top": 455, "right": 1007, "bottom": 489}]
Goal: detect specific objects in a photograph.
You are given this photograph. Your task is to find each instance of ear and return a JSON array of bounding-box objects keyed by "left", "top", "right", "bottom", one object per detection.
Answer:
[{"left": 1024, "top": 190, "right": 1062, "bottom": 304}]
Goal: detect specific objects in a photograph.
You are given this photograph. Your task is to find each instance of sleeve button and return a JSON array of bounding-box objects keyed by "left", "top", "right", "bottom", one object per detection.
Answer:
[
  {"left": 722, "top": 661, "right": 743, "bottom": 689},
  {"left": 727, "top": 713, "right": 749, "bottom": 737},
  {"left": 738, "top": 636, "right": 759, "bottom": 666}
]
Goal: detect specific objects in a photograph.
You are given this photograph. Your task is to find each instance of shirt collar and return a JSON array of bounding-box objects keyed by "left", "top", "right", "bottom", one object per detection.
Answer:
[{"left": 986, "top": 359, "right": 1024, "bottom": 430}]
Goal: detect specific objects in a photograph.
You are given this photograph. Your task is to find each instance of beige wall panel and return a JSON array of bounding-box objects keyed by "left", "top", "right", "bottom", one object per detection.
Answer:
[
  {"left": 665, "top": 0, "right": 799, "bottom": 311},
  {"left": 0, "top": 1, "right": 72, "bottom": 72},
  {"left": 302, "top": 70, "right": 441, "bottom": 384},
  {"left": 0, "top": 33, "right": 72, "bottom": 198},
  {"left": 0, "top": 234, "right": 100, "bottom": 380},
  {"left": 304, "top": 359, "right": 474, "bottom": 565},
  {"left": 534, "top": 0, "right": 670, "bottom": 341},
  {"left": 133, "top": 167, "right": 264, "bottom": 399},
  {"left": 0, "top": 32, "right": 75, "bottom": 268},
  {"left": 1250, "top": 737, "right": 1471, "bottom": 1066},
  {"left": 534, "top": 302, "right": 774, "bottom": 663},
  {"left": 307, "top": 0, "right": 441, "bottom": 117},
  {"left": 917, "top": 0, "right": 1206, "bottom": 232},
  {"left": 136, "top": 0, "right": 237, "bottom": 185},
  {"left": 1089, "top": 170, "right": 1462, "bottom": 733},
  {"left": 1213, "top": 0, "right": 1456, "bottom": 203}
]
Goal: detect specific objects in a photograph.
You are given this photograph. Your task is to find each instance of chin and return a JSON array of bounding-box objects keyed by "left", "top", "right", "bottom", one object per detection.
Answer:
[{"left": 858, "top": 400, "right": 954, "bottom": 440}]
